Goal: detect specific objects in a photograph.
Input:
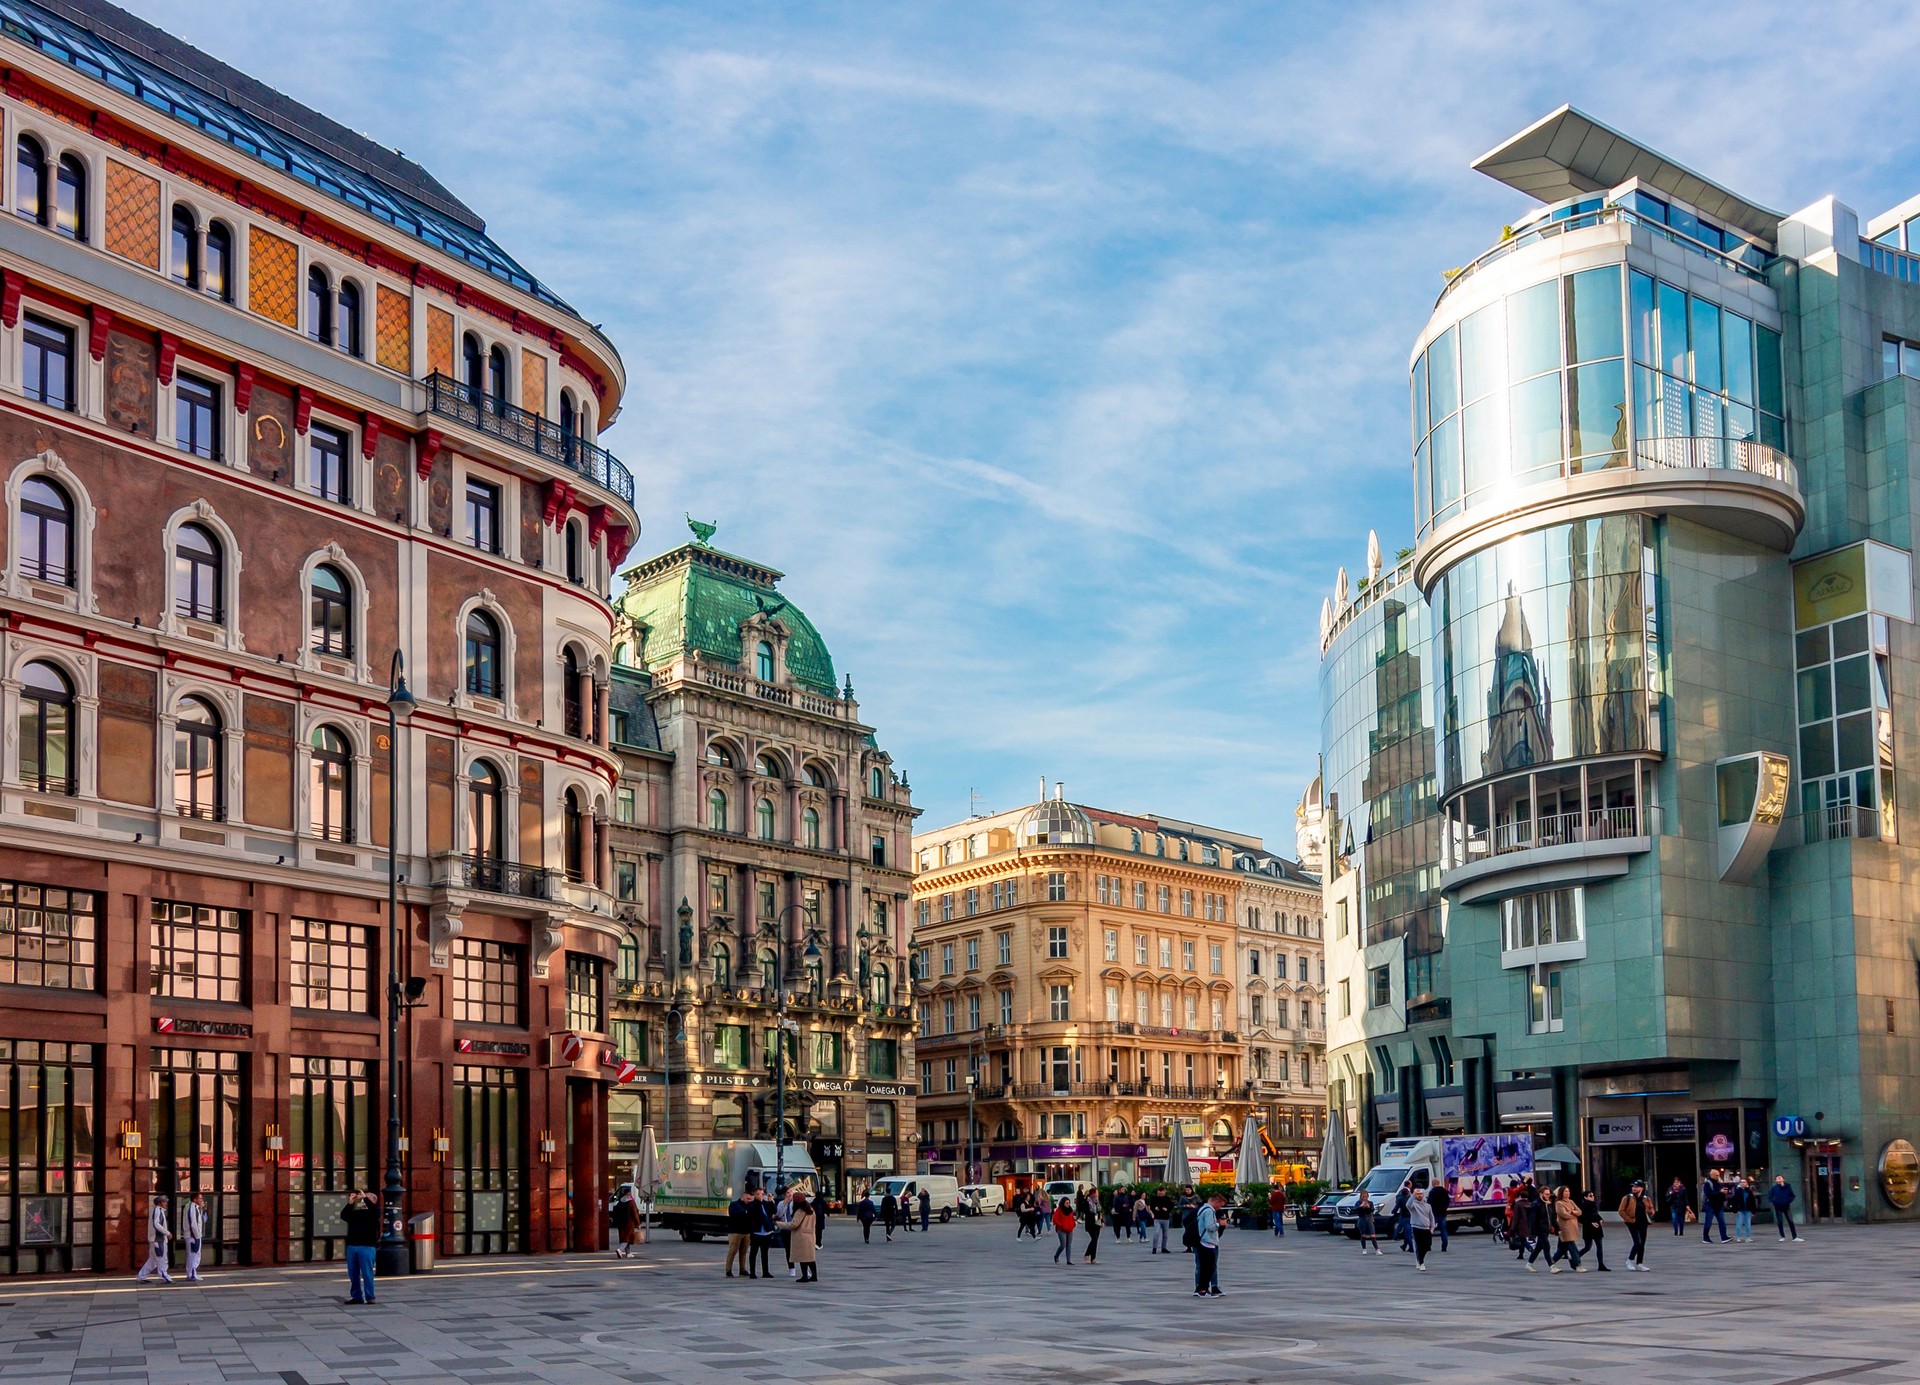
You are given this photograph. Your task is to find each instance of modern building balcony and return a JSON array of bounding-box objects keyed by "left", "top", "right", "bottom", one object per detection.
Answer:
[
  {"left": 422, "top": 373, "right": 635, "bottom": 507},
  {"left": 1440, "top": 758, "right": 1654, "bottom": 905},
  {"left": 1796, "top": 802, "right": 1887, "bottom": 846}
]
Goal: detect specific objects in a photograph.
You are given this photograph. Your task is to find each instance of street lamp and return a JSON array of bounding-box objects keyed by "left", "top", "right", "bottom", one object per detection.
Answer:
[
  {"left": 754, "top": 906, "right": 822, "bottom": 1199},
  {"left": 376, "top": 650, "right": 416, "bottom": 1279},
  {"left": 965, "top": 1072, "right": 977, "bottom": 1191}
]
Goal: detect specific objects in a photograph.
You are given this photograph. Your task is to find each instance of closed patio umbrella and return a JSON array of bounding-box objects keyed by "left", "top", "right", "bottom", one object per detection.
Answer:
[
  {"left": 1165, "top": 1121, "right": 1192, "bottom": 1187},
  {"left": 1320, "top": 1110, "right": 1353, "bottom": 1187},
  {"left": 631, "top": 1127, "right": 661, "bottom": 1238},
  {"left": 1235, "top": 1119, "right": 1270, "bottom": 1190}
]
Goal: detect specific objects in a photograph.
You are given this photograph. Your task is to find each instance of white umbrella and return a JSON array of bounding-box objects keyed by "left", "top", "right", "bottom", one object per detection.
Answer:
[
  {"left": 1235, "top": 1119, "right": 1270, "bottom": 1191},
  {"left": 1165, "top": 1121, "right": 1192, "bottom": 1186},
  {"left": 631, "top": 1126, "right": 661, "bottom": 1238},
  {"left": 1319, "top": 1110, "right": 1352, "bottom": 1186}
]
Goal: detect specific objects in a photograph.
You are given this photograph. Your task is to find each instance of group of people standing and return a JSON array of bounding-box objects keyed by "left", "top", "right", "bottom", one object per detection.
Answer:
[
  {"left": 1663, "top": 1171, "right": 1804, "bottom": 1243},
  {"left": 853, "top": 1185, "right": 933, "bottom": 1240},
  {"left": 723, "top": 1184, "right": 821, "bottom": 1282},
  {"left": 1349, "top": 1183, "right": 1451, "bottom": 1269}
]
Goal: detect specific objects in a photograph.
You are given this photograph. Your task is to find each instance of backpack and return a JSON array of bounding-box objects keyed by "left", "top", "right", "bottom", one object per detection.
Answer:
[{"left": 1180, "top": 1204, "right": 1202, "bottom": 1249}]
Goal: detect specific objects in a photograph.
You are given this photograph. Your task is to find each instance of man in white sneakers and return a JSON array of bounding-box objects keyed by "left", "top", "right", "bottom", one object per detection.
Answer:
[{"left": 135, "top": 1194, "right": 173, "bottom": 1283}]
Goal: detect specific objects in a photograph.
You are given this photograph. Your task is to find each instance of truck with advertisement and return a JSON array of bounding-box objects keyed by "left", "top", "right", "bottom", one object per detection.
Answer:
[
  {"left": 648, "top": 1140, "right": 819, "bottom": 1241},
  {"left": 1335, "top": 1133, "right": 1533, "bottom": 1237}
]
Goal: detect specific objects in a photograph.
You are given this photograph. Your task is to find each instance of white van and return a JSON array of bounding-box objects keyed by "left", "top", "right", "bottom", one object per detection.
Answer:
[
  {"left": 872, "top": 1175, "right": 962, "bottom": 1222},
  {"left": 1043, "top": 1179, "right": 1083, "bottom": 1207},
  {"left": 959, "top": 1183, "right": 1006, "bottom": 1215}
]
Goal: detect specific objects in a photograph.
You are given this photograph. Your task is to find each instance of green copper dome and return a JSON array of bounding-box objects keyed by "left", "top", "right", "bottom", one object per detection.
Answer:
[{"left": 617, "top": 543, "right": 839, "bottom": 697}]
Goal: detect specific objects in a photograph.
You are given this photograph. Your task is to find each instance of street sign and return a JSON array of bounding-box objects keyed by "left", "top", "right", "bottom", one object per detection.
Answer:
[{"left": 1775, "top": 1115, "right": 1807, "bottom": 1138}]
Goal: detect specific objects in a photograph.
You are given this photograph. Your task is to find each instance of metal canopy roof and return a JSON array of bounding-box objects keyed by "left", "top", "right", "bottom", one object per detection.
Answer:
[{"left": 1472, "top": 105, "right": 1782, "bottom": 243}]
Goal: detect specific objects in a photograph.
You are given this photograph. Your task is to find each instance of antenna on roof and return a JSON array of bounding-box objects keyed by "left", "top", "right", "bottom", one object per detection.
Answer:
[{"left": 969, "top": 787, "right": 983, "bottom": 819}]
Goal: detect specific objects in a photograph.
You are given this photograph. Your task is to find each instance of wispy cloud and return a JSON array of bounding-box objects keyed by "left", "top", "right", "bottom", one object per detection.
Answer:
[{"left": 137, "top": 0, "right": 1920, "bottom": 843}]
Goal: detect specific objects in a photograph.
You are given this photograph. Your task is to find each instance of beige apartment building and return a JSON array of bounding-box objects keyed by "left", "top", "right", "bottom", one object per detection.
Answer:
[
  {"left": 911, "top": 785, "right": 1318, "bottom": 1187},
  {"left": 1236, "top": 858, "right": 1327, "bottom": 1173}
]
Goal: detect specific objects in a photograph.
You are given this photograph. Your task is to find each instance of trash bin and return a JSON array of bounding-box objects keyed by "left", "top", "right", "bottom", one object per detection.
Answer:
[{"left": 407, "top": 1212, "right": 436, "bottom": 1273}]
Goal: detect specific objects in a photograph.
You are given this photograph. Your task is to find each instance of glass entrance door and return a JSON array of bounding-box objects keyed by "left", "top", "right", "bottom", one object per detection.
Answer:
[
  {"left": 451, "top": 1065, "right": 523, "bottom": 1254},
  {"left": 0, "top": 1039, "right": 99, "bottom": 1274},
  {"left": 1807, "top": 1148, "right": 1845, "bottom": 1221},
  {"left": 287, "top": 1057, "right": 372, "bottom": 1261},
  {"left": 147, "top": 1048, "right": 246, "bottom": 1266}
]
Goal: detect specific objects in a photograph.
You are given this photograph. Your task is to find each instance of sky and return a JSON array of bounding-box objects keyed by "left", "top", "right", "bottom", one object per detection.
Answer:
[{"left": 133, "top": 0, "right": 1920, "bottom": 852}]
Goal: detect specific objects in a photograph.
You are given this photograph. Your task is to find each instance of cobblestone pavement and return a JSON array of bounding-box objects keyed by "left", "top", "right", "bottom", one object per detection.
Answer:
[{"left": 2, "top": 1215, "right": 1917, "bottom": 1384}]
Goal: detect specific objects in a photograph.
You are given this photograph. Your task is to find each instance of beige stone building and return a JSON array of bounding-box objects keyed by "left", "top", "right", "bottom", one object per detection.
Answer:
[
  {"left": 1235, "top": 855, "right": 1327, "bottom": 1173},
  {"left": 911, "top": 786, "right": 1315, "bottom": 1188}
]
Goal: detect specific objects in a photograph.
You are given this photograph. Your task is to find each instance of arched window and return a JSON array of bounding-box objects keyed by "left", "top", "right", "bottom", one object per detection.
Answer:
[
  {"left": 204, "top": 222, "right": 232, "bottom": 302},
  {"left": 707, "top": 788, "right": 728, "bottom": 833},
  {"left": 15, "top": 135, "right": 46, "bottom": 224},
  {"left": 756, "top": 753, "right": 782, "bottom": 778},
  {"left": 173, "top": 522, "right": 224, "bottom": 624},
  {"left": 756, "top": 797, "right": 775, "bottom": 841},
  {"left": 804, "top": 764, "right": 827, "bottom": 788},
  {"left": 468, "top": 759, "right": 502, "bottom": 860},
  {"left": 306, "top": 266, "right": 332, "bottom": 344},
  {"left": 173, "top": 695, "right": 223, "bottom": 820},
  {"left": 309, "top": 725, "right": 352, "bottom": 841},
  {"left": 870, "top": 766, "right": 885, "bottom": 799},
  {"left": 755, "top": 640, "right": 774, "bottom": 682},
  {"left": 461, "top": 333, "right": 483, "bottom": 397},
  {"left": 309, "top": 563, "right": 352, "bottom": 657},
  {"left": 802, "top": 806, "right": 821, "bottom": 850},
  {"left": 487, "top": 345, "right": 508, "bottom": 415},
  {"left": 337, "top": 280, "right": 362, "bottom": 356},
  {"left": 559, "top": 390, "right": 578, "bottom": 461},
  {"left": 564, "top": 788, "right": 586, "bottom": 880},
  {"left": 53, "top": 155, "right": 83, "bottom": 241},
  {"left": 564, "top": 521, "right": 584, "bottom": 584},
  {"left": 759, "top": 948, "right": 777, "bottom": 991},
  {"left": 871, "top": 968, "right": 890, "bottom": 1006},
  {"left": 562, "top": 646, "right": 583, "bottom": 738},
  {"left": 170, "top": 205, "right": 197, "bottom": 287},
  {"left": 18, "top": 660, "right": 73, "bottom": 794},
  {"left": 19, "top": 476, "right": 74, "bottom": 586},
  {"left": 464, "top": 610, "right": 501, "bottom": 697},
  {"left": 711, "top": 942, "right": 731, "bottom": 988},
  {"left": 704, "top": 741, "right": 734, "bottom": 768}
]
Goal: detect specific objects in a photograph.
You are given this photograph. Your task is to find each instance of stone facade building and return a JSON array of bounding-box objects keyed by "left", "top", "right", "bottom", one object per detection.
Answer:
[
  {"left": 0, "top": 0, "right": 643, "bottom": 1273},
  {"left": 604, "top": 536, "right": 917, "bottom": 1202},
  {"left": 1234, "top": 855, "right": 1327, "bottom": 1172}
]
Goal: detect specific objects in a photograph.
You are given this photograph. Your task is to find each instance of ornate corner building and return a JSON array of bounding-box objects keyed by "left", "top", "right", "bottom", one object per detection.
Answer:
[
  {"left": 910, "top": 787, "right": 1322, "bottom": 1187},
  {"left": 604, "top": 537, "right": 918, "bottom": 1201},
  {"left": 0, "top": 0, "right": 650, "bottom": 1273}
]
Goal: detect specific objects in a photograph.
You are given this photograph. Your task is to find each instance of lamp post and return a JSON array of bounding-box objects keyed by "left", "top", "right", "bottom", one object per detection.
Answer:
[
  {"left": 755, "top": 906, "right": 821, "bottom": 1198},
  {"left": 376, "top": 650, "right": 416, "bottom": 1278},
  {"left": 965, "top": 1072, "right": 977, "bottom": 1190}
]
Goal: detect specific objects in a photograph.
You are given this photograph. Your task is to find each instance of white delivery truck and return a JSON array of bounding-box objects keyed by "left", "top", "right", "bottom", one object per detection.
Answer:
[
  {"left": 651, "top": 1140, "right": 820, "bottom": 1241},
  {"left": 871, "top": 1174, "right": 962, "bottom": 1222},
  {"left": 1335, "top": 1133, "right": 1533, "bottom": 1237}
]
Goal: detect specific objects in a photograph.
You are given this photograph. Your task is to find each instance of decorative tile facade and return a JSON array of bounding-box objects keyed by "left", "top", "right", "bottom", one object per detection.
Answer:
[
  {"left": 521, "top": 349, "right": 547, "bottom": 416},
  {"left": 375, "top": 285, "right": 411, "bottom": 373},
  {"left": 426, "top": 305, "right": 454, "bottom": 378},
  {"left": 247, "top": 226, "right": 298, "bottom": 328},
  {"left": 102, "top": 160, "right": 159, "bottom": 269}
]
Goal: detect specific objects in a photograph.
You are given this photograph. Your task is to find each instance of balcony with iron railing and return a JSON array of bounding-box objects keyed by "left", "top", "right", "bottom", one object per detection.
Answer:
[
  {"left": 971, "top": 1081, "right": 1259, "bottom": 1103},
  {"left": 422, "top": 373, "right": 635, "bottom": 505},
  {"left": 1795, "top": 802, "right": 1887, "bottom": 846},
  {"left": 1440, "top": 758, "right": 1655, "bottom": 905}
]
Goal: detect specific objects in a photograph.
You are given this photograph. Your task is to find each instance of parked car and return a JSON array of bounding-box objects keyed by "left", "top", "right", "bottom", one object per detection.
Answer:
[
  {"left": 1295, "top": 1190, "right": 1347, "bottom": 1233},
  {"left": 958, "top": 1184, "right": 1006, "bottom": 1215}
]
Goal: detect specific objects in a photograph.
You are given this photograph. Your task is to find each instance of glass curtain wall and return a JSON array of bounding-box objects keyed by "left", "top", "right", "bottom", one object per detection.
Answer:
[
  {"left": 285, "top": 1057, "right": 372, "bottom": 1261},
  {"left": 0, "top": 1039, "right": 98, "bottom": 1274}
]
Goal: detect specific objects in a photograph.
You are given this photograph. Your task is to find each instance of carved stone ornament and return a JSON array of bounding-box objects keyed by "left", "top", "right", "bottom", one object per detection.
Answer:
[{"left": 429, "top": 898, "right": 465, "bottom": 968}]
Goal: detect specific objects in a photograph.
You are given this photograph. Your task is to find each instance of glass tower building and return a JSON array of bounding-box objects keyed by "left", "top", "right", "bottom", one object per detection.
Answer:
[{"left": 1320, "top": 106, "right": 1920, "bottom": 1220}]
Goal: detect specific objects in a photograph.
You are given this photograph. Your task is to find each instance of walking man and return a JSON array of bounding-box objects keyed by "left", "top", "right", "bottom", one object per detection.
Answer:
[
  {"left": 880, "top": 1189, "right": 898, "bottom": 1241},
  {"left": 1769, "top": 1174, "right": 1804, "bottom": 1242},
  {"left": 1578, "top": 1189, "right": 1609, "bottom": 1271},
  {"left": 135, "top": 1193, "right": 173, "bottom": 1284},
  {"left": 1193, "top": 1191, "right": 1226, "bottom": 1296},
  {"left": 1407, "top": 1187, "right": 1436, "bottom": 1270},
  {"left": 183, "top": 1192, "right": 207, "bottom": 1282},
  {"left": 1268, "top": 1183, "right": 1288, "bottom": 1237},
  {"left": 1699, "top": 1172, "right": 1730, "bottom": 1243},
  {"left": 1427, "top": 1182, "right": 1450, "bottom": 1252},
  {"left": 749, "top": 1188, "right": 779, "bottom": 1278},
  {"left": 1619, "top": 1178, "right": 1653, "bottom": 1271},
  {"left": 1149, "top": 1187, "right": 1174, "bottom": 1253},
  {"left": 856, "top": 1188, "right": 876, "bottom": 1244},
  {"left": 341, "top": 1189, "right": 380, "bottom": 1304}
]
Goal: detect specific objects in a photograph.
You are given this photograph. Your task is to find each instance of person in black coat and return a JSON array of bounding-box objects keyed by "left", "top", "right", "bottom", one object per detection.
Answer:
[
  {"left": 855, "top": 1189, "right": 877, "bottom": 1243},
  {"left": 1427, "top": 1182, "right": 1452, "bottom": 1252},
  {"left": 880, "top": 1190, "right": 899, "bottom": 1241}
]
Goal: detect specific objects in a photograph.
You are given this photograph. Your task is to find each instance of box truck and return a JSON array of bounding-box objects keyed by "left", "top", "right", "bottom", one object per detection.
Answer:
[
  {"left": 649, "top": 1140, "right": 819, "bottom": 1241},
  {"left": 1335, "top": 1133, "right": 1533, "bottom": 1236}
]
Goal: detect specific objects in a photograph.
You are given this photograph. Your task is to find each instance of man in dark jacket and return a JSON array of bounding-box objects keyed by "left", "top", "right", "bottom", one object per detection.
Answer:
[
  {"left": 1392, "top": 1185, "right": 1413, "bottom": 1252},
  {"left": 880, "top": 1190, "right": 898, "bottom": 1241},
  {"left": 725, "top": 1191, "right": 755, "bottom": 1277},
  {"left": 1619, "top": 1179, "right": 1654, "bottom": 1271},
  {"left": 1523, "top": 1188, "right": 1554, "bottom": 1271},
  {"left": 918, "top": 1187, "right": 932, "bottom": 1231},
  {"left": 855, "top": 1189, "right": 877, "bottom": 1243},
  {"left": 1769, "top": 1175, "right": 1804, "bottom": 1242},
  {"left": 748, "top": 1189, "right": 779, "bottom": 1278},
  {"left": 1699, "top": 1173, "right": 1730, "bottom": 1243},
  {"left": 1148, "top": 1188, "right": 1174, "bottom": 1252},
  {"left": 340, "top": 1189, "right": 381, "bottom": 1305},
  {"left": 1427, "top": 1182, "right": 1451, "bottom": 1251}
]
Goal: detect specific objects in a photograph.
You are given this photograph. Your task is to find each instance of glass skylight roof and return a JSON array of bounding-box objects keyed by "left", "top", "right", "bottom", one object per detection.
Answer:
[{"left": 0, "top": 0, "right": 579, "bottom": 316}]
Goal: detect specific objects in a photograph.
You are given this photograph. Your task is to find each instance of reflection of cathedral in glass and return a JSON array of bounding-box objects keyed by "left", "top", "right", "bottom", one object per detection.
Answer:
[{"left": 1484, "top": 583, "right": 1551, "bottom": 775}]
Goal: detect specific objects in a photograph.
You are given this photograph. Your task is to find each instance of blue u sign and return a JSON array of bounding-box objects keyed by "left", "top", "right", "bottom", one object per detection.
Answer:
[{"left": 1775, "top": 1116, "right": 1807, "bottom": 1138}]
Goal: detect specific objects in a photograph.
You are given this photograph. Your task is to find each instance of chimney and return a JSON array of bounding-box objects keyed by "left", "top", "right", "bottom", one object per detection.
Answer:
[
  {"left": 1038, "top": 774, "right": 1047, "bottom": 802},
  {"left": 1054, "top": 781, "right": 1065, "bottom": 801}
]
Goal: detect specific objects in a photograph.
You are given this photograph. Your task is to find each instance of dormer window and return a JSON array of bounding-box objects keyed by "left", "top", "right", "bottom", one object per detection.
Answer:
[{"left": 756, "top": 640, "right": 775, "bottom": 682}]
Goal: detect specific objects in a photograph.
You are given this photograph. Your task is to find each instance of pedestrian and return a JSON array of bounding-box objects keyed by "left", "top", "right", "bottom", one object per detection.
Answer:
[
  {"left": 779, "top": 1192, "right": 818, "bottom": 1283},
  {"left": 1149, "top": 1187, "right": 1174, "bottom": 1253},
  {"left": 1268, "top": 1182, "right": 1289, "bottom": 1237},
  {"left": 1392, "top": 1182, "right": 1412, "bottom": 1252},
  {"left": 1507, "top": 1180, "right": 1530, "bottom": 1260},
  {"left": 1550, "top": 1187, "right": 1586, "bottom": 1272},
  {"left": 1618, "top": 1179, "right": 1654, "bottom": 1272},
  {"left": 1578, "top": 1190, "right": 1609, "bottom": 1271},
  {"left": 1355, "top": 1191, "right": 1380, "bottom": 1254},
  {"left": 1769, "top": 1174, "right": 1804, "bottom": 1242},
  {"left": 1193, "top": 1191, "right": 1226, "bottom": 1297},
  {"left": 1427, "top": 1181, "right": 1450, "bottom": 1252},
  {"left": 1052, "top": 1196, "right": 1077, "bottom": 1264},
  {"left": 1407, "top": 1187, "right": 1436, "bottom": 1270},
  {"left": 1523, "top": 1188, "right": 1554, "bottom": 1272},
  {"left": 1079, "top": 1190, "right": 1101, "bottom": 1263},
  {"left": 1666, "top": 1177, "right": 1691, "bottom": 1235},
  {"left": 340, "top": 1188, "right": 380, "bottom": 1304},
  {"left": 1113, "top": 1187, "right": 1133, "bottom": 1241},
  {"left": 136, "top": 1193, "right": 173, "bottom": 1283},
  {"left": 609, "top": 1181, "right": 641, "bottom": 1259},
  {"left": 1178, "top": 1187, "right": 1200, "bottom": 1254},
  {"left": 780, "top": 1188, "right": 801, "bottom": 1277},
  {"left": 749, "top": 1188, "right": 779, "bottom": 1278},
  {"left": 1731, "top": 1176, "right": 1754, "bottom": 1242},
  {"left": 880, "top": 1189, "right": 898, "bottom": 1241},
  {"left": 856, "top": 1189, "right": 876, "bottom": 1244},
  {"left": 1698, "top": 1172, "right": 1729, "bottom": 1243},
  {"left": 183, "top": 1192, "right": 207, "bottom": 1282},
  {"left": 1135, "top": 1194, "right": 1154, "bottom": 1244},
  {"left": 725, "top": 1187, "right": 754, "bottom": 1277},
  {"left": 918, "top": 1186, "right": 931, "bottom": 1232}
]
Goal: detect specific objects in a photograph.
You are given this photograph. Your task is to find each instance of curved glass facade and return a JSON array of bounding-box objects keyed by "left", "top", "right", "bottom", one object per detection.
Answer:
[
  {"left": 1432, "top": 515, "right": 1657, "bottom": 799},
  {"left": 1320, "top": 575, "right": 1441, "bottom": 952},
  {"left": 1413, "top": 261, "right": 1784, "bottom": 536}
]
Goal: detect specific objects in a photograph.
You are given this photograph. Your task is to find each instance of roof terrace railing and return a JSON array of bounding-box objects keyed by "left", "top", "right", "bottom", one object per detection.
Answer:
[{"left": 424, "top": 373, "right": 634, "bottom": 505}]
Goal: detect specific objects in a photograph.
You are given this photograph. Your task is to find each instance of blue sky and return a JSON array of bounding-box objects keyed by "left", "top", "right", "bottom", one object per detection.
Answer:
[{"left": 140, "top": 1, "right": 1920, "bottom": 852}]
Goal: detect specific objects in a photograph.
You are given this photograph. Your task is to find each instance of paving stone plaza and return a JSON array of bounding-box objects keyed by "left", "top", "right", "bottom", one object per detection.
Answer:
[{"left": 1, "top": 1215, "right": 1915, "bottom": 1385}]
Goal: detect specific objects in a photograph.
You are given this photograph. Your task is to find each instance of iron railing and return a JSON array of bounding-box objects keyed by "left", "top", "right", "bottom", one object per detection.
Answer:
[
  {"left": 976, "top": 1082, "right": 1260, "bottom": 1102},
  {"left": 1455, "top": 804, "right": 1644, "bottom": 865},
  {"left": 422, "top": 373, "right": 634, "bottom": 504},
  {"left": 459, "top": 854, "right": 552, "bottom": 899},
  {"left": 1634, "top": 435, "right": 1796, "bottom": 489},
  {"left": 1799, "top": 803, "right": 1881, "bottom": 844}
]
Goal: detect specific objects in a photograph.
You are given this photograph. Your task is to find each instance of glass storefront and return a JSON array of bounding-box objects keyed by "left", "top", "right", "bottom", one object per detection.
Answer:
[
  {"left": 450, "top": 1065, "right": 523, "bottom": 1255},
  {"left": 285, "top": 1057, "right": 373, "bottom": 1262},
  {"left": 0, "top": 1039, "right": 98, "bottom": 1274},
  {"left": 147, "top": 1048, "right": 245, "bottom": 1266}
]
